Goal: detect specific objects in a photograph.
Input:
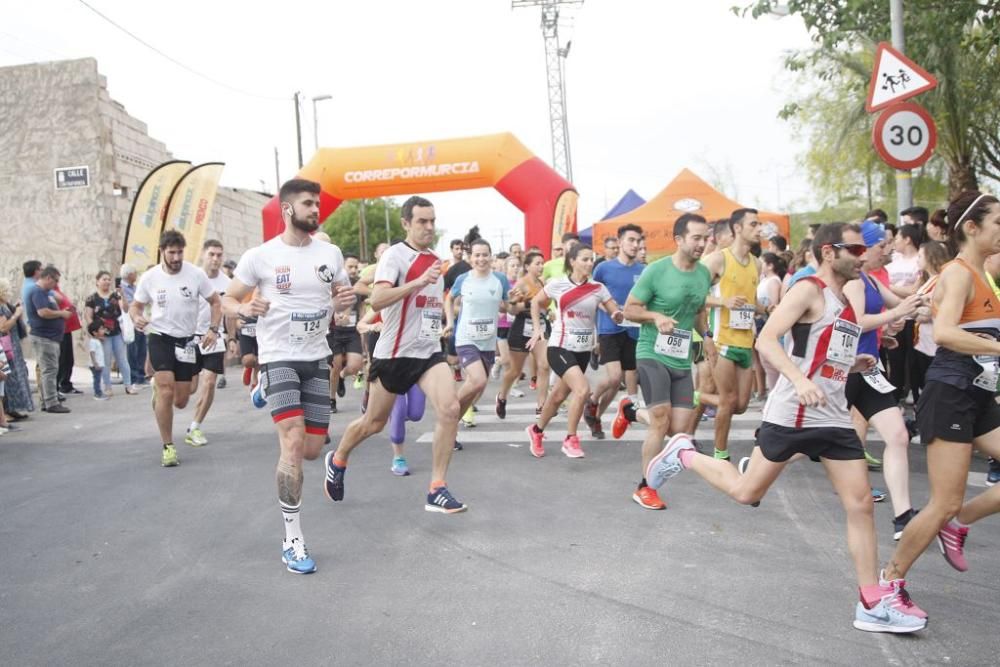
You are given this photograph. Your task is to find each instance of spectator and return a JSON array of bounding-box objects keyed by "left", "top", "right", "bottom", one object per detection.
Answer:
[
  {"left": 21, "top": 260, "right": 41, "bottom": 306},
  {"left": 52, "top": 278, "right": 82, "bottom": 395},
  {"left": 222, "top": 259, "right": 237, "bottom": 279},
  {"left": 84, "top": 270, "right": 137, "bottom": 396},
  {"left": 927, "top": 208, "right": 949, "bottom": 242},
  {"left": 865, "top": 208, "right": 889, "bottom": 224},
  {"left": 767, "top": 234, "right": 788, "bottom": 253},
  {"left": 119, "top": 264, "right": 147, "bottom": 385},
  {"left": 26, "top": 265, "right": 71, "bottom": 413},
  {"left": 900, "top": 205, "right": 929, "bottom": 227},
  {"left": 0, "top": 278, "right": 34, "bottom": 418},
  {"left": 87, "top": 321, "right": 109, "bottom": 400},
  {"left": 804, "top": 223, "right": 822, "bottom": 242}
]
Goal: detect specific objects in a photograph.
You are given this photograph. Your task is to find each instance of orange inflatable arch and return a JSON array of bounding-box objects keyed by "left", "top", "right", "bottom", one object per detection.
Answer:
[{"left": 262, "top": 132, "right": 577, "bottom": 257}]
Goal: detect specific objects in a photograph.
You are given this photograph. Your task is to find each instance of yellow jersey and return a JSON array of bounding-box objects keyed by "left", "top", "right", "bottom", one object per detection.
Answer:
[{"left": 716, "top": 248, "right": 759, "bottom": 349}]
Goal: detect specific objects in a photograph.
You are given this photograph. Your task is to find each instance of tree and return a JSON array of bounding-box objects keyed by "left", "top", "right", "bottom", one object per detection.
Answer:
[
  {"left": 322, "top": 198, "right": 405, "bottom": 260},
  {"left": 740, "top": 0, "right": 1000, "bottom": 197}
]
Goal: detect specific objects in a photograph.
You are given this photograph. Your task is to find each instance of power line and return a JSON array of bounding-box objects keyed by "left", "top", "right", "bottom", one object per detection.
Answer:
[{"left": 76, "top": 0, "right": 286, "bottom": 102}]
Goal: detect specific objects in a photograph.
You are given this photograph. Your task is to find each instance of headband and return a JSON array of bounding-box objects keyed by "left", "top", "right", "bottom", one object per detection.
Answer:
[{"left": 953, "top": 193, "right": 989, "bottom": 231}]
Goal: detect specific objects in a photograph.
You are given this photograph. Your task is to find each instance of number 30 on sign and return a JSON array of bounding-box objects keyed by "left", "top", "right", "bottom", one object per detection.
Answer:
[{"left": 872, "top": 101, "right": 937, "bottom": 170}]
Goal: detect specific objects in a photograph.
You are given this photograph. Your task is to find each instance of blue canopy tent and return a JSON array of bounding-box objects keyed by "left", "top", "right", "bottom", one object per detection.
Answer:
[{"left": 579, "top": 189, "right": 646, "bottom": 246}]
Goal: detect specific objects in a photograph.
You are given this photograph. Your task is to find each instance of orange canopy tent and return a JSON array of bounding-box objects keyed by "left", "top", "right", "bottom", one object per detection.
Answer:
[{"left": 593, "top": 168, "right": 790, "bottom": 260}]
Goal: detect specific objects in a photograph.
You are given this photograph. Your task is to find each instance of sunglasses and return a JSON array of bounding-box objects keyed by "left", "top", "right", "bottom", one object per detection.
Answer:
[{"left": 829, "top": 243, "right": 868, "bottom": 257}]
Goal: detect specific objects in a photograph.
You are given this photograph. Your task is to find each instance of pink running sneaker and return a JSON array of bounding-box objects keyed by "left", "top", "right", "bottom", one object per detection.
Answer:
[
  {"left": 878, "top": 571, "right": 928, "bottom": 619},
  {"left": 526, "top": 425, "right": 545, "bottom": 458},
  {"left": 561, "top": 434, "right": 585, "bottom": 458},
  {"left": 937, "top": 520, "right": 969, "bottom": 572}
]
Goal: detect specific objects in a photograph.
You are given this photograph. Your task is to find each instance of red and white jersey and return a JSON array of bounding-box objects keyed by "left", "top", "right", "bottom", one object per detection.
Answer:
[
  {"left": 762, "top": 276, "right": 860, "bottom": 429},
  {"left": 372, "top": 242, "right": 444, "bottom": 360},
  {"left": 545, "top": 276, "right": 612, "bottom": 352}
]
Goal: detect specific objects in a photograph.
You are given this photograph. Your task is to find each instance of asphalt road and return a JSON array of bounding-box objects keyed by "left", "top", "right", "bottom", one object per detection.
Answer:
[{"left": 2, "top": 368, "right": 998, "bottom": 666}]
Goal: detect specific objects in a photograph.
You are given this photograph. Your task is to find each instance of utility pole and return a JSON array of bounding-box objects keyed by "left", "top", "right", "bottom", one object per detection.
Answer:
[
  {"left": 359, "top": 199, "right": 369, "bottom": 261},
  {"left": 293, "top": 92, "right": 303, "bottom": 168},
  {"left": 513, "top": 0, "right": 582, "bottom": 183},
  {"left": 383, "top": 198, "right": 392, "bottom": 244},
  {"left": 890, "top": 0, "right": 913, "bottom": 215},
  {"left": 273, "top": 147, "right": 280, "bottom": 192},
  {"left": 312, "top": 94, "right": 332, "bottom": 152}
]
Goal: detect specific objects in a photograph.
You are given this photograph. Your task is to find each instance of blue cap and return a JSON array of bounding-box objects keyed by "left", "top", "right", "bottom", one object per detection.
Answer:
[{"left": 860, "top": 220, "right": 885, "bottom": 248}]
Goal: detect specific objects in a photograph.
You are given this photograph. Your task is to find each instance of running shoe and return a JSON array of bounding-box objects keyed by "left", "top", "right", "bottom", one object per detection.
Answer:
[
  {"left": 893, "top": 508, "right": 919, "bottom": 541},
  {"left": 353, "top": 373, "right": 364, "bottom": 390},
  {"left": 323, "top": 452, "right": 346, "bottom": 502},
  {"left": 561, "top": 434, "right": 585, "bottom": 458},
  {"left": 216, "top": 376, "right": 227, "bottom": 389},
  {"left": 161, "top": 443, "right": 179, "bottom": 467},
  {"left": 490, "top": 363, "right": 500, "bottom": 380},
  {"left": 426, "top": 486, "right": 468, "bottom": 513},
  {"left": 713, "top": 449, "right": 730, "bottom": 461},
  {"left": 251, "top": 378, "right": 267, "bottom": 409},
  {"left": 612, "top": 397, "right": 634, "bottom": 439},
  {"left": 461, "top": 407, "right": 476, "bottom": 427},
  {"left": 878, "top": 570, "right": 928, "bottom": 619},
  {"left": 738, "top": 456, "right": 761, "bottom": 507},
  {"left": 453, "top": 441, "right": 464, "bottom": 451},
  {"left": 526, "top": 425, "right": 545, "bottom": 458},
  {"left": 330, "top": 398, "right": 338, "bottom": 414},
  {"left": 390, "top": 456, "right": 410, "bottom": 476},
  {"left": 583, "top": 401, "right": 599, "bottom": 431},
  {"left": 337, "top": 376, "right": 346, "bottom": 398},
  {"left": 529, "top": 376, "right": 537, "bottom": 390},
  {"left": 987, "top": 458, "right": 1000, "bottom": 486},
  {"left": 871, "top": 488, "right": 887, "bottom": 503},
  {"left": 632, "top": 485, "right": 666, "bottom": 510},
  {"left": 185, "top": 428, "right": 208, "bottom": 447},
  {"left": 864, "top": 450, "right": 882, "bottom": 471},
  {"left": 495, "top": 394, "right": 507, "bottom": 419},
  {"left": 282, "top": 538, "right": 316, "bottom": 574},
  {"left": 644, "top": 434, "right": 695, "bottom": 490},
  {"left": 591, "top": 421, "right": 605, "bottom": 440},
  {"left": 703, "top": 406, "right": 717, "bottom": 419},
  {"left": 937, "top": 520, "right": 969, "bottom": 571},
  {"left": 242, "top": 366, "right": 252, "bottom": 386},
  {"left": 510, "top": 388, "right": 525, "bottom": 398},
  {"left": 853, "top": 584, "right": 927, "bottom": 633}
]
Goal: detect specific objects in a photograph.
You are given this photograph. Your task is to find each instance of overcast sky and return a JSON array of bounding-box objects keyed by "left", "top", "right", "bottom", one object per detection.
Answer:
[{"left": 2, "top": 0, "right": 817, "bottom": 253}]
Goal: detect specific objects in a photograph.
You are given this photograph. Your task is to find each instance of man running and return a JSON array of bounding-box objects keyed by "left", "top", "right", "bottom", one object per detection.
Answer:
[
  {"left": 223, "top": 178, "right": 355, "bottom": 574},
  {"left": 325, "top": 195, "right": 467, "bottom": 514},
  {"left": 702, "top": 208, "right": 763, "bottom": 460},
  {"left": 613, "top": 214, "right": 712, "bottom": 510},
  {"left": 326, "top": 252, "right": 364, "bottom": 414},
  {"left": 584, "top": 224, "right": 644, "bottom": 439},
  {"left": 185, "top": 239, "right": 231, "bottom": 447},
  {"left": 130, "top": 230, "right": 222, "bottom": 467},
  {"left": 643, "top": 222, "right": 926, "bottom": 634}
]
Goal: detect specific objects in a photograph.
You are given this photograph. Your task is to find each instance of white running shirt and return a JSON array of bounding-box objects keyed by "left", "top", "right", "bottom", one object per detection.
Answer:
[
  {"left": 196, "top": 272, "right": 231, "bottom": 336},
  {"left": 134, "top": 261, "right": 215, "bottom": 338},
  {"left": 373, "top": 242, "right": 444, "bottom": 360},
  {"left": 545, "top": 276, "right": 612, "bottom": 352},
  {"left": 234, "top": 237, "right": 350, "bottom": 365}
]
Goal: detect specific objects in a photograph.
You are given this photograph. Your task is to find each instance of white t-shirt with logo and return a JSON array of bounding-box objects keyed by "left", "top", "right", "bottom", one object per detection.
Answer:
[
  {"left": 134, "top": 262, "right": 215, "bottom": 338},
  {"left": 234, "top": 237, "right": 349, "bottom": 365},
  {"left": 196, "top": 272, "right": 231, "bottom": 336},
  {"left": 372, "top": 242, "right": 444, "bottom": 360},
  {"left": 545, "top": 276, "right": 612, "bottom": 352}
]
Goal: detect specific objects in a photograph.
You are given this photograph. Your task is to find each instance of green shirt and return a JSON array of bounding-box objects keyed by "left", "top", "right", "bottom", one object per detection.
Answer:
[
  {"left": 542, "top": 258, "right": 566, "bottom": 283},
  {"left": 631, "top": 255, "right": 712, "bottom": 369}
]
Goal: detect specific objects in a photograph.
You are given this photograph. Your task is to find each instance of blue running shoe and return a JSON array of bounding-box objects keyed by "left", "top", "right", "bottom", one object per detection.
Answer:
[
  {"left": 853, "top": 586, "right": 926, "bottom": 634},
  {"left": 987, "top": 458, "right": 1000, "bottom": 487},
  {"left": 281, "top": 538, "right": 316, "bottom": 574},
  {"left": 425, "top": 486, "right": 468, "bottom": 514},
  {"left": 250, "top": 378, "right": 267, "bottom": 409},
  {"left": 871, "top": 487, "right": 887, "bottom": 503},
  {"left": 324, "top": 451, "right": 346, "bottom": 501},
  {"left": 644, "top": 434, "right": 695, "bottom": 490},
  {"left": 391, "top": 456, "right": 410, "bottom": 476}
]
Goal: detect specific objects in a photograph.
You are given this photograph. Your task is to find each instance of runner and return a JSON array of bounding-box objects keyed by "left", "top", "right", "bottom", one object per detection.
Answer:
[
  {"left": 542, "top": 232, "right": 579, "bottom": 283},
  {"left": 611, "top": 214, "right": 712, "bottom": 509},
  {"left": 702, "top": 208, "right": 763, "bottom": 460},
  {"left": 843, "top": 221, "right": 923, "bottom": 539},
  {"left": 525, "top": 244, "right": 623, "bottom": 459},
  {"left": 325, "top": 195, "right": 468, "bottom": 514},
  {"left": 185, "top": 239, "right": 232, "bottom": 447},
  {"left": 492, "top": 255, "right": 521, "bottom": 381},
  {"left": 584, "top": 224, "right": 644, "bottom": 439},
  {"left": 326, "top": 252, "right": 364, "bottom": 414},
  {"left": 883, "top": 191, "right": 1000, "bottom": 599},
  {"left": 129, "top": 230, "right": 222, "bottom": 468},
  {"left": 644, "top": 222, "right": 926, "bottom": 633},
  {"left": 222, "top": 178, "right": 355, "bottom": 574},
  {"left": 497, "top": 251, "right": 551, "bottom": 416},
  {"left": 446, "top": 238, "right": 509, "bottom": 437}
]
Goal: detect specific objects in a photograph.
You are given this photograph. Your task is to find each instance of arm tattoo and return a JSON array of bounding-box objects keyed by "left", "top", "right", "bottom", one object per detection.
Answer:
[{"left": 276, "top": 459, "right": 303, "bottom": 507}]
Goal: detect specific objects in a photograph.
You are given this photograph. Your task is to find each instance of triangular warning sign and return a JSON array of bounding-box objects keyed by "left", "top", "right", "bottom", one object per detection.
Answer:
[{"left": 866, "top": 42, "right": 938, "bottom": 113}]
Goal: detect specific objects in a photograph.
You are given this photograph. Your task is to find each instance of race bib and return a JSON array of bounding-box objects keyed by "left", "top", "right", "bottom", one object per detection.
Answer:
[
  {"left": 827, "top": 319, "right": 861, "bottom": 367},
  {"left": 620, "top": 318, "right": 640, "bottom": 329},
  {"left": 522, "top": 319, "right": 534, "bottom": 337},
  {"left": 419, "top": 309, "right": 442, "bottom": 341},
  {"left": 289, "top": 311, "right": 326, "bottom": 346},
  {"left": 565, "top": 328, "right": 593, "bottom": 352},
  {"left": 654, "top": 328, "right": 692, "bottom": 360},
  {"left": 175, "top": 341, "right": 196, "bottom": 364},
  {"left": 728, "top": 307, "right": 755, "bottom": 331},
  {"left": 861, "top": 367, "right": 895, "bottom": 394},
  {"left": 240, "top": 323, "right": 256, "bottom": 338},
  {"left": 973, "top": 354, "right": 1000, "bottom": 392},
  {"left": 201, "top": 334, "right": 225, "bottom": 355},
  {"left": 466, "top": 317, "right": 494, "bottom": 341}
]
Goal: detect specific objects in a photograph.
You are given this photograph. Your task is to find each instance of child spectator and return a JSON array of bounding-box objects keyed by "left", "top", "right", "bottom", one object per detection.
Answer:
[{"left": 88, "top": 321, "right": 109, "bottom": 400}]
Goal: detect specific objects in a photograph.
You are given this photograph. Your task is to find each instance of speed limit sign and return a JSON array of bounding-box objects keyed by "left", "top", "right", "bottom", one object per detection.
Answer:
[{"left": 872, "top": 102, "right": 937, "bottom": 170}]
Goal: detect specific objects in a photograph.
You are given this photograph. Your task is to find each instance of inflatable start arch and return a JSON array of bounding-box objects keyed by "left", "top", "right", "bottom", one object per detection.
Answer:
[{"left": 262, "top": 132, "right": 577, "bottom": 257}]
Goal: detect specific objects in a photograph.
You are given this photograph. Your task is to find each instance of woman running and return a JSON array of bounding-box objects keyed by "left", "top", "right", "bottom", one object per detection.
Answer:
[
  {"left": 884, "top": 191, "right": 1000, "bottom": 605},
  {"left": 910, "top": 241, "right": 952, "bottom": 403},
  {"left": 753, "top": 252, "right": 785, "bottom": 400},
  {"left": 493, "top": 256, "right": 521, "bottom": 380},
  {"left": 497, "top": 252, "right": 550, "bottom": 417},
  {"left": 525, "top": 244, "right": 623, "bottom": 459}
]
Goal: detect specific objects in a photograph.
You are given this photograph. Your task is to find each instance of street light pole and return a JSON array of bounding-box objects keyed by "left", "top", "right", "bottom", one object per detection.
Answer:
[
  {"left": 890, "top": 0, "right": 913, "bottom": 215},
  {"left": 312, "top": 94, "right": 332, "bottom": 152},
  {"left": 293, "top": 92, "right": 303, "bottom": 168}
]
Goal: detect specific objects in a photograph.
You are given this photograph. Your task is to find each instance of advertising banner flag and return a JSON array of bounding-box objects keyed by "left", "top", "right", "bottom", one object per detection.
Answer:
[
  {"left": 162, "top": 162, "right": 225, "bottom": 263},
  {"left": 122, "top": 160, "right": 192, "bottom": 270}
]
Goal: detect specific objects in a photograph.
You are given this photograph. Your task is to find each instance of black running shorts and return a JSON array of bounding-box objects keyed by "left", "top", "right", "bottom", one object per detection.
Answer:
[
  {"left": 598, "top": 331, "right": 637, "bottom": 370},
  {"left": 239, "top": 333, "right": 258, "bottom": 359},
  {"left": 147, "top": 333, "right": 197, "bottom": 382},
  {"left": 508, "top": 313, "right": 551, "bottom": 353},
  {"left": 369, "top": 353, "right": 447, "bottom": 395},
  {"left": 547, "top": 346, "right": 590, "bottom": 377},
  {"left": 845, "top": 372, "right": 898, "bottom": 421},
  {"left": 326, "top": 327, "right": 363, "bottom": 360},
  {"left": 916, "top": 380, "right": 1000, "bottom": 445},
  {"left": 757, "top": 422, "right": 864, "bottom": 463}
]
